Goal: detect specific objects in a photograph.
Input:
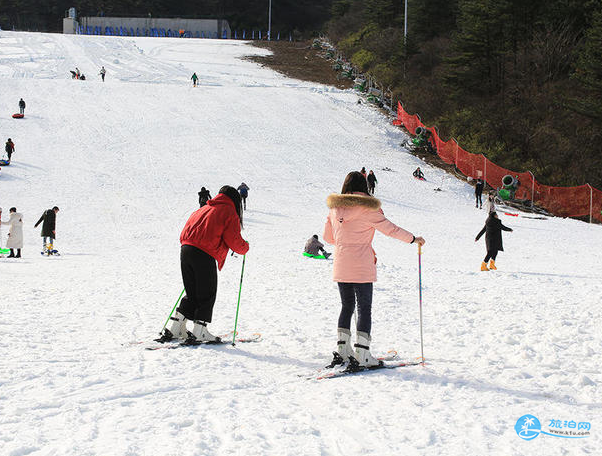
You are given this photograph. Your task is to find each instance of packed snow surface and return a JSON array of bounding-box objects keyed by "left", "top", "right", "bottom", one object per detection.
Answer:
[{"left": 0, "top": 31, "right": 600, "bottom": 456}]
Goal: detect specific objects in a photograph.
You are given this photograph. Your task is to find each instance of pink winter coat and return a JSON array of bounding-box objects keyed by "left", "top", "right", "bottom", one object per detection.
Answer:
[{"left": 323, "top": 193, "right": 415, "bottom": 283}]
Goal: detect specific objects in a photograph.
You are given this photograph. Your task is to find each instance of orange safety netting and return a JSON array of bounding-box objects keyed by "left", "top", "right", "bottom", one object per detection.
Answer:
[{"left": 393, "top": 102, "right": 602, "bottom": 222}]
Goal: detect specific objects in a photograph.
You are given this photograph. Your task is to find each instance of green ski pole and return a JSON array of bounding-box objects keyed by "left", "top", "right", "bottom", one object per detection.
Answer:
[
  {"left": 232, "top": 254, "right": 246, "bottom": 346},
  {"left": 160, "top": 288, "right": 185, "bottom": 335}
]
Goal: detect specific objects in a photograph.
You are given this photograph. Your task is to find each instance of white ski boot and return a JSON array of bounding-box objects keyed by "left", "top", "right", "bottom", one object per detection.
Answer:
[
  {"left": 353, "top": 331, "right": 383, "bottom": 368},
  {"left": 185, "top": 321, "right": 221, "bottom": 344},
  {"left": 155, "top": 311, "right": 188, "bottom": 343},
  {"left": 327, "top": 328, "right": 355, "bottom": 367}
]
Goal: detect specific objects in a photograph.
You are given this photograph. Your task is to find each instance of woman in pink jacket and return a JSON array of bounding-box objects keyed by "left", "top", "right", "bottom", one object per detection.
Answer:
[{"left": 323, "top": 171, "right": 425, "bottom": 368}]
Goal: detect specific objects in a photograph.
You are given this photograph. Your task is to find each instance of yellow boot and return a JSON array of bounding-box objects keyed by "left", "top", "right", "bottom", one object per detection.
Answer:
[
  {"left": 489, "top": 259, "right": 497, "bottom": 270},
  {"left": 481, "top": 261, "right": 489, "bottom": 271}
]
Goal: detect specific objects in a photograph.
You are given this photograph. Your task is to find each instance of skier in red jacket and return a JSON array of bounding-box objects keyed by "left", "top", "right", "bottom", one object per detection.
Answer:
[{"left": 158, "top": 186, "right": 249, "bottom": 343}]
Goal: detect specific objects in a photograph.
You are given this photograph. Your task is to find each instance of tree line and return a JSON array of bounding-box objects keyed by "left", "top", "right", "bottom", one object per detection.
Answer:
[{"left": 329, "top": 0, "right": 602, "bottom": 188}]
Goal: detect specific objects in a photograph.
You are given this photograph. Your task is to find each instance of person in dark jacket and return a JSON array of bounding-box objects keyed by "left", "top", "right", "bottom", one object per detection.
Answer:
[
  {"left": 18, "top": 98, "right": 25, "bottom": 115},
  {"left": 413, "top": 167, "right": 425, "bottom": 180},
  {"left": 198, "top": 187, "right": 211, "bottom": 208},
  {"left": 475, "top": 178, "right": 484, "bottom": 208},
  {"left": 367, "top": 170, "right": 378, "bottom": 195},
  {"left": 34, "top": 206, "right": 59, "bottom": 252},
  {"left": 304, "top": 234, "right": 330, "bottom": 258},
  {"left": 157, "top": 186, "right": 249, "bottom": 344},
  {"left": 5, "top": 138, "right": 15, "bottom": 162},
  {"left": 237, "top": 182, "right": 250, "bottom": 210},
  {"left": 475, "top": 212, "right": 513, "bottom": 271}
]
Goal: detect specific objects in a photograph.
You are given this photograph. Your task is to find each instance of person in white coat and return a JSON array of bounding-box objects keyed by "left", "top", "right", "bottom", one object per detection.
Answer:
[{"left": 1, "top": 207, "right": 24, "bottom": 258}]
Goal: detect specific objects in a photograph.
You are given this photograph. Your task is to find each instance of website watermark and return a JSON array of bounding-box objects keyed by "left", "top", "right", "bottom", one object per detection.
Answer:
[{"left": 515, "top": 414, "right": 592, "bottom": 440}]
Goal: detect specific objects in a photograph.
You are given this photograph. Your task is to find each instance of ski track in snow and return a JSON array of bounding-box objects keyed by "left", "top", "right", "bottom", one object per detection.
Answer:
[{"left": 0, "top": 31, "right": 600, "bottom": 456}]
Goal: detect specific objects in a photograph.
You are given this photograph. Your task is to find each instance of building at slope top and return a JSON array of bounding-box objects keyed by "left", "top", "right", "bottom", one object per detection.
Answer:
[{"left": 63, "top": 8, "right": 231, "bottom": 39}]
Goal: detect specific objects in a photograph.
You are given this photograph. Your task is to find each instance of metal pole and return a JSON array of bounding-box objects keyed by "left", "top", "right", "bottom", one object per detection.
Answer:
[
  {"left": 268, "top": 0, "right": 272, "bottom": 41},
  {"left": 528, "top": 171, "right": 535, "bottom": 209},
  {"left": 483, "top": 155, "right": 487, "bottom": 185},
  {"left": 418, "top": 244, "right": 424, "bottom": 365},
  {"left": 232, "top": 255, "right": 247, "bottom": 345},
  {"left": 404, "top": 0, "right": 408, "bottom": 41},
  {"left": 589, "top": 184, "right": 593, "bottom": 224}
]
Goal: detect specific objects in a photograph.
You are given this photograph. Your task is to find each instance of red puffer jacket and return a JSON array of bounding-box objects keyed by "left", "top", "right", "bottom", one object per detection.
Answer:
[{"left": 180, "top": 193, "right": 249, "bottom": 270}]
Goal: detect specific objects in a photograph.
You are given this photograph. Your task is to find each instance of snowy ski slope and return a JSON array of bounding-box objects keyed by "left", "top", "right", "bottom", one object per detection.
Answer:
[{"left": 0, "top": 31, "right": 600, "bottom": 456}]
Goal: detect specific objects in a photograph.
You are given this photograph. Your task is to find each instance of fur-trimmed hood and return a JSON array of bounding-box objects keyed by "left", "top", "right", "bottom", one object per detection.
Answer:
[{"left": 326, "top": 193, "right": 381, "bottom": 210}]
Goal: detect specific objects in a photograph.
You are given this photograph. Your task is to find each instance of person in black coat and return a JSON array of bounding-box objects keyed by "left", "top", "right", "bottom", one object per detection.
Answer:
[
  {"left": 34, "top": 206, "right": 59, "bottom": 250},
  {"left": 475, "top": 178, "right": 484, "bottom": 208},
  {"left": 19, "top": 98, "right": 26, "bottom": 115},
  {"left": 475, "top": 212, "right": 513, "bottom": 271},
  {"left": 198, "top": 187, "right": 211, "bottom": 207},
  {"left": 367, "top": 170, "right": 378, "bottom": 195}
]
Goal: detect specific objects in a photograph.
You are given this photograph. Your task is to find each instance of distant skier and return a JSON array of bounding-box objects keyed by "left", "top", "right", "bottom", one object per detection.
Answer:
[
  {"left": 1, "top": 207, "right": 24, "bottom": 258},
  {"left": 198, "top": 187, "right": 212, "bottom": 208},
  {"left": 323, "top": 171, "right": 425, "bottom": 368},
  {"left": 18, "top": 98, "right": 25, "bottom": 115},
  {"left": 360, "top": 167, "right": 367, "bottom": 179},
  {"left": 157, "top": 186, "right": 249, "bottom": 344},
  {"left": 367, "top": 170, "right": 377, "bottom": 195},
  {"left": 475, "top": 178, "right": 484, "bottom": 208},
  {"left": 5, "top": 138, "right": 15, "bottom": 162},
  {"left": 304, "top": 234, "right": 330, "bottom": 259},
  {"left": 475, "top": 212, "right": 513, "bottom": 271},
  {"left": 191, "top": 72, "right": 198, "bottom": 87},
  {"left": 34, "top": 206, "right": 60, "bottom": 254},
  {"left": 75, "top": 67, "right": 80, "bottom": 79},
  {"left": 99, "top": 66, "right": 106, "bottom": 82},
  {"left": 237, "top": 182, "right": 250, "bottom": 210},
  {"left": 70, "top": 70, "right": 77, "bottom": 79},
  {"left": 413, "top": 167, "right": 425, "bottom": 180},
  {"left": 485, "top": 192, "right": 496, "bottom": 214}
]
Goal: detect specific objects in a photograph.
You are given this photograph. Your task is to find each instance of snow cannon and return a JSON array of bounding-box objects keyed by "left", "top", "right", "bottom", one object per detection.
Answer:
[
  {"left": 415, "top": 126, "right": 427, "bottom": 136},
  {"left": 498, "top": 188, "right": 511, "bottom": 200},
  {"left": 502, "top": 175, "right": 518, "bottom": 190}
]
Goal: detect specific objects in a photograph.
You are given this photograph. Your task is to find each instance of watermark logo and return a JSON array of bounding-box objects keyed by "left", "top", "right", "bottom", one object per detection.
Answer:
[
  {"left": 515, "top": 415, "right": 541, "bottom": 441},
  {"left": 515, "top": 414, "right": 591, "bottom": 440}
]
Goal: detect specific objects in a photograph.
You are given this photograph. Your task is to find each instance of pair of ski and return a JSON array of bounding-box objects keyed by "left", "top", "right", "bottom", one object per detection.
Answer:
[
  {"left": 305, "top": 351, "right": 424, "bottom": 380},
  {"left": 143, "top": 332, "right": 262, "bottom": 350}
]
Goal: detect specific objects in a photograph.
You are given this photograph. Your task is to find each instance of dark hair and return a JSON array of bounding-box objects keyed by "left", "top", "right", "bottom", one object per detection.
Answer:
[
  {"left": 341, "top": 171, "right": 369, "bottom": 195},
  {"left": 219, "top": 185, "right": 243, "bottom": 229},
  {"left": 313, "top": 234, "right": 318, "bottom": 239},
  {"left": 10, "top": 207, "right": 16, "bottom": 212},
  {"left": 53, "top": 206, "right": 59, "bottom": 211}
]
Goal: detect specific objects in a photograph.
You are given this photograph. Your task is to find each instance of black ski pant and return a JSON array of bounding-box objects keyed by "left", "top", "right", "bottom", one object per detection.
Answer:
[
  {"left": 484, "top": 249, "right": 498, "bottom": 262},
  {"left": 241, "top": 196, "right": 247, "bottom": 210},
  {"left": 475, "top": 193, "right": 482, "bottom": 207},
  {"left": 178, "top": 245, "right": 218, "bottom": 322},
  {"left": 368, "top": 184, "right": 375, "bottom": 195},
  {"left": 337, "top": 282, "right": 373, "bottom": 334}
]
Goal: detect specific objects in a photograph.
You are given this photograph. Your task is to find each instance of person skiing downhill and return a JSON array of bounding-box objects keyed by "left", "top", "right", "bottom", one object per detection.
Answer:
[
  {"left": 475, "top": 212, "right": 513, "bottom": 271},
  {"left": 237, "top": 183, "right": 250, "bottom": 210},
  {"left": 198, "top": 187, "right": 212, "bottom": 207},
  {"left": 5, "top": 138, "right": 15, "bottom": 162},
  {"left": 475, "top": 178, "right": 484, "bottom": 208},
  {"left": 99, "top": 66, "right": 106, "bottom": 82},
  {"left": 157, "top": 186, "right": 249, "bottom": 344},
  {"left": 191, "top": 72, "right": 198, "bottom": 87},
  {"left": 18, "top": 98, "right": 25, "bottom": 115},
  {"left": 34, "top": 206, "right": 59, "bottom": 254},
  {"left": 304, "top": 234, "right": 330, "bottom": 259},
  {"left": 1, "top": 207, "right": 24, "bottom": 258},
  {"left": 323, "top": 171, "right": 425, "bottom": 368},
  {"left": 367, "top": 170, "right": 377, "bottom": 195}
]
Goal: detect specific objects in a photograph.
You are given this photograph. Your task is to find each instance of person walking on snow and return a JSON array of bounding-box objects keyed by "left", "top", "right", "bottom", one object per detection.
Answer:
[
  {"left": 413, "top": 167, "right": 425, "bottom": 180},
  {"left": 367, "top": 170, "right": 378, "bottom": 195},
  {"left": 304, "top": 234, "right": 330, "bottom": 258},
  {"left": 34, "top": 206, "right": 59, "bottom": 252},
  {"left": 484, "top": 192, "right": 496, "bottom": 214},
  {"left": 475, "top": 212, "right": 513, "bottom": 271},
  {"left": 323, "top": 171, "right": 425, "bottom": 368},
  {"left": 1, "top": 207, "right": 24, "bottom": 258},
  {"left": 157, "top": 186, "right": 249, "bottom": 344},
  {"left": 475, "top": 178, "right": 484, "bottom": 208},
  {"left": 18, "top": 98, "right": 25, "bottom": 115},
  {"left": 99, "top": 66, "right": 106, "bottom": 82},
  {"left": 237, "top": 182, "right": 250, "bottom": 210},
  {"left": 191, "top": 72, "right": 198, "bottom": 87},
  {"left": 5, "top": 138, "right": 15, "bottom": 162},
  {"left": 360, "top": 167, "right": 367, "bottom": 179},
  {"left": 198, "top": 187, "right": 212, "bottom": 208}
]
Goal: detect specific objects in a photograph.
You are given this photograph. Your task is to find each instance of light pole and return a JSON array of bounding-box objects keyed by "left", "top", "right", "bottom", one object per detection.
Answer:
[
  {"left": 404, "top": 0, "right": 408, "bottom": 42},
  {"left": 268, "top": 0, "right": 272, "bottom": 41}
]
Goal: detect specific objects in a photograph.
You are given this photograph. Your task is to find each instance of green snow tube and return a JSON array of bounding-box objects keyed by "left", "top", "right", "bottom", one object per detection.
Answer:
[{"left": 303, "top": 252, "right": 327, "bottom": 260}]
